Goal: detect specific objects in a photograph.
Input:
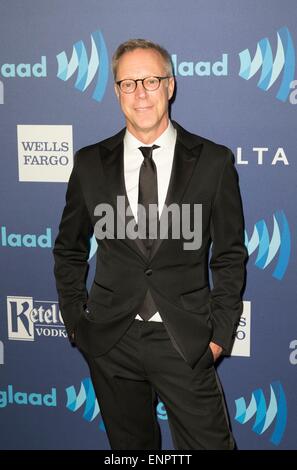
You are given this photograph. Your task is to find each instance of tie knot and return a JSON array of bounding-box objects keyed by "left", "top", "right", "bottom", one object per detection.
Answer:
[{"left": 138, "top": 145, "right": 160, "bottom": 160}]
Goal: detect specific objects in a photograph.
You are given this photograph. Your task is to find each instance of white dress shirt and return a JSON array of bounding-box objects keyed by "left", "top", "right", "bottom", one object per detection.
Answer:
[{"left": 123, "top": 121, "right": 177, "bottom": 321}]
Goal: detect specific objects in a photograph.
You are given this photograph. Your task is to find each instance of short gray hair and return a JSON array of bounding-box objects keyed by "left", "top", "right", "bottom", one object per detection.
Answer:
[{"left": 112, "top": 38, "right": 173, "bottom": 80}]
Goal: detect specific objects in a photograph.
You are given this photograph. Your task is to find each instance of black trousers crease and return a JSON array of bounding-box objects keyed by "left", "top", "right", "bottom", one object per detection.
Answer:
[{"left": 84, "top": 319, "right": 234, "bottom": 450}]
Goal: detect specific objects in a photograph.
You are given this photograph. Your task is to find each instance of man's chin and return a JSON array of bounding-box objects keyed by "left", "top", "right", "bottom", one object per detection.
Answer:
[
  {"left": 134, "top": 118, "right": 156, "bottom": 131},
  {"left": 133, "top": 118, "right": 167, "bottom": 134}
]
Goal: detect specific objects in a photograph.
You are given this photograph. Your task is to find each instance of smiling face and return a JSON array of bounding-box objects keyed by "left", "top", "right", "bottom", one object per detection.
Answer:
[{"left": 114, "top": 48, "right": 175, "bottom": 144}]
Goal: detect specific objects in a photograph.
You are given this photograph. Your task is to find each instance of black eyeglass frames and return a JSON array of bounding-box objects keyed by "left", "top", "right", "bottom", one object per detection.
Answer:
[{"left": 116, "top": 76, "right": 171, "bottom": 93}]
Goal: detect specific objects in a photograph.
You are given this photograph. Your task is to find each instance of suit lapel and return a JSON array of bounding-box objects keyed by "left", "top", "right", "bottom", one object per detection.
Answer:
[
  {"left": 100, "top": 131, "right": 148, "bottom": 259},
  {"left": 149, "top": 126, "right": 203, "bottom": 261},
  {"left": 99, "top": 123, "right": 204, "bottom": 262}
]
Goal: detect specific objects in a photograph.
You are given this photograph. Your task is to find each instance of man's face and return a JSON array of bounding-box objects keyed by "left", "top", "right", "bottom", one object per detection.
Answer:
[{"left": 114, "top": 48, "right": 175, "bottom": 142}]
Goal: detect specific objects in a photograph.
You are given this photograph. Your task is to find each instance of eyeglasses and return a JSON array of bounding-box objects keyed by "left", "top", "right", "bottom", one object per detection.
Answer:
[{"left": 116, "top": 76, "right": 171, "bottom": 94}]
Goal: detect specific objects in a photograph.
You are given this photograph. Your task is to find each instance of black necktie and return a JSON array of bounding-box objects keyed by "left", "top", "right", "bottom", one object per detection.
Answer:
[
  {"left": 137, "top": 144, "right": 160, "bottom": 320},
  {"left": 138, "top": 145, "right": 160, "bottom": 250}
]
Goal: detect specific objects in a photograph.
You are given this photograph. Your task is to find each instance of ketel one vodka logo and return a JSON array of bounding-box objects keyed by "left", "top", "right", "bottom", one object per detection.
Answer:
[{"left": 7, "top": 296, "right": 66, "bottom": 341}]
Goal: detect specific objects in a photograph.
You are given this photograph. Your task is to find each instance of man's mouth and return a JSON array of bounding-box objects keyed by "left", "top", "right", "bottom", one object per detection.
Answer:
[{"left": 134, "top": 106, "right": 153, "bottom": 112}]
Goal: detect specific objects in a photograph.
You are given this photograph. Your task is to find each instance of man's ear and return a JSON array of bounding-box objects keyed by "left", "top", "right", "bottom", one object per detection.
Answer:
[{"left": 167, "top": 76, "right": 175, "bottom": 101}]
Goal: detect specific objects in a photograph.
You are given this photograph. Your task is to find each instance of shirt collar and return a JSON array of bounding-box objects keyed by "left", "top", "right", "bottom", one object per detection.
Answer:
[{"left": 124, "top": 121, "right": 176, "bottom": 152}]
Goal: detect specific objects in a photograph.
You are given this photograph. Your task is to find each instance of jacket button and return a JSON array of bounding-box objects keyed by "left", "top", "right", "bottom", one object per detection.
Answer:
[{"left": 145, "top": 268, "right": 153, "bottom": 276}]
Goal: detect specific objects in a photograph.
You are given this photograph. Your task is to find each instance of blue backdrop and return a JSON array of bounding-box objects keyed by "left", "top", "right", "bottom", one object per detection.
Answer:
[{"left": 0, "top": 0, "right": 296, "bottom": 450}]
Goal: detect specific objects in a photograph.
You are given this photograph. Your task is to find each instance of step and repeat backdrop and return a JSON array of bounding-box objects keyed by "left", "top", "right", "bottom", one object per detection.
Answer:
[{"left": 0, "top": 0, "right": 296, "bottom": 450}]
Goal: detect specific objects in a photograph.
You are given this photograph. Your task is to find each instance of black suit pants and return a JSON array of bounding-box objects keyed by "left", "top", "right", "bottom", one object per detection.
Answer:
[{"left": 84, "top": 319, "right": 235, "bottom": 450}]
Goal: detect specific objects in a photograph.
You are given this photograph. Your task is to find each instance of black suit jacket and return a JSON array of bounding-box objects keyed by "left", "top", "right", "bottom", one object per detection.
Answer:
[{"left": 53, "top": 121, "right": 247, "bottom": 368}]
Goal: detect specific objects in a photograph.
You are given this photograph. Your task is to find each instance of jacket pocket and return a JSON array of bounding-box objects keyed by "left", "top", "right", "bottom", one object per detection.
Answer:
[
  {"left": 89, "top": 281, "right": 114, "bottom": 307},
  {"left": 180, "top": 286, "right": 210, "bottom": 313}
]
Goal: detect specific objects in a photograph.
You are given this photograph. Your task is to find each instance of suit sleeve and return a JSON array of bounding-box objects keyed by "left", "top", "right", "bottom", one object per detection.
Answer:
[
  {"left": 209, "top": 150, "right": 247, "bottom": 354},
  {"left": 53, "top": 151, "right": 93, "bottom": 338}
]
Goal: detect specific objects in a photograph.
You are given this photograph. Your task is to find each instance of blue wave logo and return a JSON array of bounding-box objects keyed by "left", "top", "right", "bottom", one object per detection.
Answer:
[
  {"left": 239, "top": 26, "right": 295, "bottom": 102},
  {"left": 245, "top": 211, "right": 291, "bottom": 280},
  {"left": 235, "top": 381, "right": 287, "bottom": 446},
  {"left": 65, "top": 377, "right": 105, "bottom": 430},
  {"left": 56, "top": 30, "right": 108, "bottom": 102}
]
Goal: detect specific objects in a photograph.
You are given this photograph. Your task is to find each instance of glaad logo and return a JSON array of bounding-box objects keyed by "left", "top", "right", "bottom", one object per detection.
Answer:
[
  {"left": 7, "top": 296, "right": 66, "bottom": 341},
  {"left": 239, "top": 26, "right": 296, "bottom": 103},
  {"left": 66, "top": 378, "right": 168, "bottom": 431},
  {"left": 56, "top": 30, "right": 108, "bottom": 102},
  {"left": 172, "top": 26, "right": 296, "bottom": 104},
  {"left": 0, "top": 30, "right": 107, "bottom": 103},
  {"left": 0, "top": 57, "right": 46, "bottom": 78},
  {"left": 172, "top": 54, "right": 228, "bottom": 77},
  {"left": 1, "top": 226, "right": 52, "bottom": 248},
  {"left": 245, "top": 211, "right": 291, "bottom": 280},
  {"left": 66, "top": 377, "right": 105, "bottom": 430},
  {"left": 235, "top": 381, "right": 287, "bottom": 446},
  {"left": 0, "top": 385, "right": 56, "bottom": 408}
]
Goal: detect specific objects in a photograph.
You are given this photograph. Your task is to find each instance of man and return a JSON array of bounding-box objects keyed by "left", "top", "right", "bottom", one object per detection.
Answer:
[{"left": 53, "top": 39, "right": 247, "bottom": 450}]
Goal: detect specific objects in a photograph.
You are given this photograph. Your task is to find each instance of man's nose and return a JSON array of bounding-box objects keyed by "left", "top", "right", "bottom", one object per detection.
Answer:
[{"left": 134, "top": 80, "right": 147, "bottom": 98}]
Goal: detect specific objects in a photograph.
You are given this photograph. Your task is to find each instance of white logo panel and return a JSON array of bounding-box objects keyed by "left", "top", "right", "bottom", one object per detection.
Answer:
[
  {"left": 231, "top": 301, "right": 251, "bottom": 357},
  {"left": 7, "top": 296, "right": 34, "bottom": 341},
  {"left": 17, "top": 125, "right": 73, "bottom": 182}
]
